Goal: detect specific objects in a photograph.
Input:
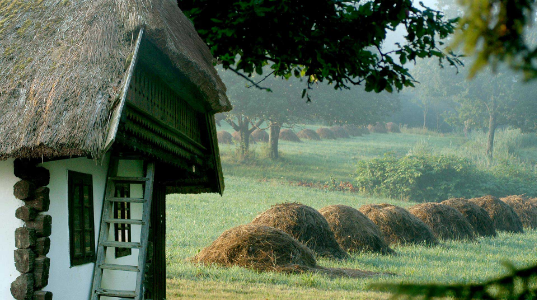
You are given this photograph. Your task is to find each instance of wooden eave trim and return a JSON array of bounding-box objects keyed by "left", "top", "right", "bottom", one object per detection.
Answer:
[
  {"left": 124, "top": 103, "right": 207, "bottom": 153},
  {"left": 103, "top": 27, "right": 144, "bottom": 156}
]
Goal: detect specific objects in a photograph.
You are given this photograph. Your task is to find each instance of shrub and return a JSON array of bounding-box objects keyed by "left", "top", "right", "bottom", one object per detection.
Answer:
[{"left": 355, "top": 153, "right": 486, "bottom": 202}]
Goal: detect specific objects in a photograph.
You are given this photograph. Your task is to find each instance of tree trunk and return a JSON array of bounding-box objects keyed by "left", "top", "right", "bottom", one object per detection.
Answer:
[
  {"left": 423, "top": 107, "right": 428, "bottom": 130},
  {"left": 268, "top": 122, "right": 281, "bottom": 159},
  {"left": 238, "top": 121, "right": 251, "bottom": 159},
  {"left": 486, "top": 110, "right": 497, "bottom": 162}
]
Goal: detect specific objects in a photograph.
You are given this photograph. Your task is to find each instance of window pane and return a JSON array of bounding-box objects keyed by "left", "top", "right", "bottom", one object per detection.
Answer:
[
  {"left": 83, "top": 185, "right": 90, "bottom": 207},
  {"left": 74, "top": 232, "right": 83, "bottom": 256},
  {"left": 84, "top": 208, "right": 91, "bottom": 230},
  {"left": 73, "top": 185, "right": 80, "bottom": 208},
  {"left": 85, "top": 231, "right": 92, "bottom": 254},
  {"left": 73, "top": 208, "right": 81, "bottom": 230}
]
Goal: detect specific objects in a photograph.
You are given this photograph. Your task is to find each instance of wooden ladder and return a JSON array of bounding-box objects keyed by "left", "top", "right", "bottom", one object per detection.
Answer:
[{"left": 90, "top": 157, "right": 155, "bottom": 300}]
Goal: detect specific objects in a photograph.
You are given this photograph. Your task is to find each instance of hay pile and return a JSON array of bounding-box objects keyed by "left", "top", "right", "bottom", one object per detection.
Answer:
[
  {"left": 343, "top": 125, "right": 362, "bottom": 137},
  {"left": 500, "top": 195, "right": 537, "bottom": 229},
  {"left": 279, "top": 129, "right": 302, "bottom": 142},
  {"left": 330, "top": 126, "right": 350, "bottom": 138},
  {"left": 367, "top": 122, "right": 388, "bottom": 133},
  {"left": 251, "top": 203, "right": 348, "bottom": 259},
  {"left": 441, "top": 198, "right": 497, "bottom": 237},
  {"left": 193, "top": 224, "right": 317, "bottom": 272},
  {"left": 193, "top": 225, "right": 383, "bottom": 278},
  {"left": 217, "top": 131, "right": 232, "bottom": 144},
  {"left": 316, "top": 128, "right": 337, "bottom": 139},
  {"left": 386, "top": 122, "right": 401, "bottom": 133},
  {"left": 319, "top": 205, "right": 395, "bottom": 255},
  {"left": 469, "top": 196, "right": 524, "bottom": 233},
  {"left": 359, "top": 204, "right": 438, "bottom": 246},
  {"left": 297, "top": 129, "right": 321, "bottom": 140},
  {"left": 251, "top": 129, "right": 269, "bottom": 143},
  {"left": 408, "top": 203, "right": 475, "bottom": 241}
]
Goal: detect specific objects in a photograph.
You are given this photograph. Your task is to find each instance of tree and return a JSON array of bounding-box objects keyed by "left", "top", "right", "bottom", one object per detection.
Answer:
[
  {"left": 178, "top": 0, "right": 462, "bottom": 97},
  {"left": 219, "top": 69, "right": 399, "bottom": 159},
  {"left": 454, "top": 0, "right": 537, "bottom": 79}
]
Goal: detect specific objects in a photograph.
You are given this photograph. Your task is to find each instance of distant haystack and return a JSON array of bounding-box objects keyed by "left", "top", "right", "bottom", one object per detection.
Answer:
[
  {"left": 359, "top": 204, "right": 438, "bottom": 246},
  {"left": 500, "top": 195, "right": 537, "bottom": 229},
  {"left": 251, "top": 203, "right": 348, "bottom": 259},
  {"left": 343, "top": 125, "right": 362, "bottom": 137},
  {"left": 297, "top": 129, "right": 321, "bottom": 141},
  {"left": 469, "top": 196, "right": 524, "bottom": 233},
  {"left": 279, "top": 129, "right": 301, "bottom": 142},
  {"left": 251, "top": 129, "right": 269, "bottom": 143},
  {"left": 330, "top": 126, "right": 350, "bottom": 139},
  {"left": 368, "top": 123, "right": 388, "bottom": 133},
  {"left": 217, "top": 131, "right": 233, "bottom": 144},
  {"left": 319, "top": 205, "right": 395, "bottom": 255},
  {"left": 441, "top": 198, "right": 497, "bottom": 237},
  {"left": 409, "top": 203, "right": 475, "bottom": 241},
  {"left": 386, "top": 122, "right": 401, "bottom": 133},
  {"left": 316, "top": 128, "right": 337, "bottom": 140}
]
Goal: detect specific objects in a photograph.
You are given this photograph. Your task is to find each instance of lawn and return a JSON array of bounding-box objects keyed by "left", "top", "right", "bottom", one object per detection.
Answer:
[{"left": 165, "top": 130, "right": 537, "bottom": 299}]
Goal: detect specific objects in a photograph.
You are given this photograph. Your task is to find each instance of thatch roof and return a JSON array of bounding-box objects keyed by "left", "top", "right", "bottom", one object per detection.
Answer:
[{"left": 0, "top": 0, "right": 231, "bottom": 159}]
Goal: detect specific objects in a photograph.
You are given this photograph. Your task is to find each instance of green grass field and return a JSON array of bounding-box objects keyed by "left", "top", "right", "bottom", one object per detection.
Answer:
[{"left": 165, "top": 130, "right": 537, "bottom": 299}]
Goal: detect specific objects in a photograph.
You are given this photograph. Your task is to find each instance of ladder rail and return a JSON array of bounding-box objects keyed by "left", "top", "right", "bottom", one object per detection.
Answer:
[{"left": 135, "top": 162, "right": 155, "bottom": 300}]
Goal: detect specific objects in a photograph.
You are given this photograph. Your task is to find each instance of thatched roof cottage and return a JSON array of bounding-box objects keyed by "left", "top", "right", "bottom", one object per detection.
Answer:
[{"left": 0, "top": 1, "right": 231, "bottom": 299}]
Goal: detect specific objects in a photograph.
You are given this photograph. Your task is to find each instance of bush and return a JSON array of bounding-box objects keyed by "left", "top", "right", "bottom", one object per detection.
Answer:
[{"left": 355, "top": 154, "right": 486, "bottom": 202}]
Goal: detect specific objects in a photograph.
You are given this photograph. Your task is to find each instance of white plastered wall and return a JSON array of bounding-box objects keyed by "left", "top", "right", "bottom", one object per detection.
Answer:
[
  {"left": 2, "top": 156, "right": 146, "bottom": 300},
  {"left": 0, "top": 159, "right": 24, "bottom": 300},
  {"left": 41, "top": 155, "right": 110, "bottom": 300}
]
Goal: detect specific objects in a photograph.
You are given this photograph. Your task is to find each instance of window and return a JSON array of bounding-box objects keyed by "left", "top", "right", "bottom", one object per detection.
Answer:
[
  {"left": 114, "top": 183, "right": 132, "bottom": 258},
  {"left": 68, "top": 171, "right": 96, "bottom": 266}
]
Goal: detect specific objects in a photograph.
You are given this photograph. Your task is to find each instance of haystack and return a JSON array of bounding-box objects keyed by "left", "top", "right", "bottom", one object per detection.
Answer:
[
  {"left": 343, "top": 125, "right": 362, "bottom": 137},
  {"left": 330, "top": 126, "right": 350, "bottom": 139},
  {"left": 368, "top": 123, "right": 388, "bottom": 133},
  {"left": 386, "top": 122, "right": 401, "bottom": 133},
  {"left": 408, "top": 203, "right": 475, "bottom": 241},
  {"left": 500, "top": 195, "right": 537, "bottom": 229},
  {"left": 279, "top": 129, "right": 302, "bottom": 142},
  {"left": 193, "top": 224, "right": 383, "bottom": 278},
  {"left": 316, "top": 128, "right": 337, "bottom": 140},
  {"left": 297, "top": 129, "right": 321, "bottom": 141},
  {"left": 251, "top": 129, "right": 269, "bottom": 143},
  {"left": 217, "top": 131, "right": 233, "bottom": 144},
  {"left": 232, "top": 131, "right": 256, "bottom": 144},
  {"left": 441, "top": 198, "right": 497, "bottom": 237},
  {"left": 469, "top": 196, "right": 524, "bottom": 233},
  {"left": 359, "top": 204, "right": 438, "bottom": 246},
  {"left": 193, "top": 224, "right": 317, "bottom": 272},
  {"left": 251, "top": 203, "right": 348, "bottom": 259},
  {"left": 319, "top": 205, "right": 395, "bottom": 255}
]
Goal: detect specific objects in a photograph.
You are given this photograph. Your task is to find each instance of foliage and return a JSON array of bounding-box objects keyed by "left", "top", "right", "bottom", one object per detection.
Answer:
[
  {"left": 453, "top": 0, "right": 537, "bottom": 80},
  {"left": 371, "top": 262, "right": 537, "bottom": 300},
  {"left": 178, "top": 0, "right": 462, "bottom": 96},
  {"left": 355, "top": 153, "right": 485, "bottom": 202}
]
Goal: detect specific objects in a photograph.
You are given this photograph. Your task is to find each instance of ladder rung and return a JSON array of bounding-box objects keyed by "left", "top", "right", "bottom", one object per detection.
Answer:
[
  {"left": 106, "top": 197, "right": 146, "bottom": 203},
  {"left": 105, "top": 218, "right": 144, "bottom": 225},
  {"left": 95, "top": 288, "right": 136, "bottom": 298},
  {"left": 100, "top": 241, "right": 141, "bottom": 249},
  {"left": 100, "top": 264, "right": 139, "bottom": 272},
  {"left": 109, "top": 177, "right": 149, "bottom": 182}
]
